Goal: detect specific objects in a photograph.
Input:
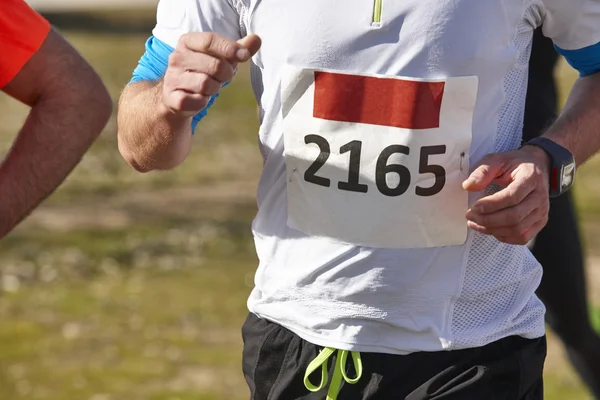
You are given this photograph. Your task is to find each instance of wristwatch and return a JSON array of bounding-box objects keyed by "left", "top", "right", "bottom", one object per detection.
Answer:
[{"left": 522, "top": 137, "right": 576, "bottom": 198}]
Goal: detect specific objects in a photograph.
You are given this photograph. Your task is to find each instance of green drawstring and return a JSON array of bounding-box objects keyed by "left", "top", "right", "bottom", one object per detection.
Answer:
[{"left": 303, "top": 347, "right": 363, "bottom": 400}]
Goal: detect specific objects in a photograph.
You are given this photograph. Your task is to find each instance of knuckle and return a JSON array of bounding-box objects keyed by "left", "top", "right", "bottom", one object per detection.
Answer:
[
  {"left": 162, "top": 70, "right": 177, "bottom": 89},
  {"left": 168, "top": 50, "right": 185, "bottom": 67},
  {"left": 474, "top": 214, "right": 488, "bottom": 226},
  {"left": 196, "top": 96, "right": 210, "bottom": 110},
  {"left": 205, "top": 33, "right": 233, "bottom": 58},
  {"left": 170, "top": 92, "right": 188, "bottom": 112},
  {"left": 509, "top": 227, "right": 522, "bottom": 237},
  {"left": 506, "top": 208, "right": 520, "bottom": 223},
  {"left": 506, "top": 188, "right": 521, "bottom": 204},
  {"left": 515, "top": 221, "right": 529, "bottom": 235},
  {"left": 197, "top": 74, "right": 212, "bottom": 92},
  {"left": 181, "top": 32, "right": 215, "bottom": 53},
  {"left": 220, "top": 41, "right": 238, "bottom": 59},
  {"left": 198, "top": 32, "right": 215, "bottom": 51},
  {"left": 195, "top": 96, "right": 210, "bottom": 110},
  {"left": 173, "top": 92, "right": 209, "bottom": 112},
  {"left": 176, "top": 34, "right": 188, "bottom": 50},
  {"left": 163, "top": 93, "right": 182, "bottom": 112},
  {"left": 221, "top": 60, "right": 235, "bottom": 79},
  {"left": 208, "top": 57, "right": 225, "bottom": 76}
]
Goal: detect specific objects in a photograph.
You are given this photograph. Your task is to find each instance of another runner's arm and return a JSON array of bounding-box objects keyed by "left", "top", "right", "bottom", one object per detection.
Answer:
[
  {"left": 117, "top": 0, "right": 260, "bottom": 173},
  {"left": 0, "top": 15, "right": 111, "bottom": 238}
]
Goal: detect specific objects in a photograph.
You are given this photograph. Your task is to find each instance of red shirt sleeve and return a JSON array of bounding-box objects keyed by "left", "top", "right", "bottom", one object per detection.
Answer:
[{"left": 0, "top": 0, "right": 51, "bottom": 88}]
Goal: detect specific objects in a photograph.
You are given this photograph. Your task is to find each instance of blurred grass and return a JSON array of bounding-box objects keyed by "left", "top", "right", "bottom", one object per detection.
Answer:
[
  {"left": 0, "top": 14, "right": 261, "bottom": 400},
  {"left": 0, "top": 11, "right": 598, "bottom": 400}
]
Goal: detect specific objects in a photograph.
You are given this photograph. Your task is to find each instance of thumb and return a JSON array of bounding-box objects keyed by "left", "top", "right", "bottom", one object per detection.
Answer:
[
  {"left": 462, "top": 155, "right": 505, "bottom": 192},
  {"left": 236, "top": 34, "right": 262, "bottom": 62}
]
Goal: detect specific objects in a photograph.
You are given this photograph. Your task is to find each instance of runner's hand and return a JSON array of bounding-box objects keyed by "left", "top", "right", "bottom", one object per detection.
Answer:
[
  {"left": 462, "top": 146, "right": 551, "bottom": 245},
  {"left": 162, "top": 33, "right": 261, "bottom": 117}
]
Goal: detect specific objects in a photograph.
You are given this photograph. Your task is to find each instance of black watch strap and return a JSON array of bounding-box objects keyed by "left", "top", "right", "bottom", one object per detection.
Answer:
[{"left": 522, "top": 137, "right": 575, "bottom": 198}]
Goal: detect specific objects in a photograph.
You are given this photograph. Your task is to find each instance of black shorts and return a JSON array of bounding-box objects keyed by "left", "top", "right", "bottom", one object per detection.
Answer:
[{"left": 242, "top": 313, "right": 546, "bottom": 400}]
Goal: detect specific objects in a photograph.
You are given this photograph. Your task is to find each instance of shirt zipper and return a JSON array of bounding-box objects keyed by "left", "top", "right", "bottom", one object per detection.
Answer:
[{"left": 373, "top": 0, "right": 382, "bottom": 23}]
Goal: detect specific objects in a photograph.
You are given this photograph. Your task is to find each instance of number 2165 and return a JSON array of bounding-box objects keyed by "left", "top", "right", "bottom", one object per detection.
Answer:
[{"left": 302, "top": 134, "right": 447, "bottom": 197}]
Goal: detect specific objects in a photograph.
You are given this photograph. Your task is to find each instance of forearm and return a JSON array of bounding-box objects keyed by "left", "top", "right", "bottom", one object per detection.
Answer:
[
  {"left": 0, "top": 83, "right": 110, "bottom": 238},
  {"left": 117, "top": 80, "right": 193, "bottom": 172},
  {"left": 543, "top": 73, "right": 600, "bottom": 166}
]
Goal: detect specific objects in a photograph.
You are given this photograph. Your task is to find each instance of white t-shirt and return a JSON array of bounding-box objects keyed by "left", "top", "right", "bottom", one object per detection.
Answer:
[{"left": 147, "top": 0, "right": 600, "bottom": 354}]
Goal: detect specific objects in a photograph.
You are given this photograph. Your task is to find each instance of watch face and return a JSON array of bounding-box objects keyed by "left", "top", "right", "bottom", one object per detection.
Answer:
[{"left": 560, "top": 160, "right": 576, "bottom": 191}]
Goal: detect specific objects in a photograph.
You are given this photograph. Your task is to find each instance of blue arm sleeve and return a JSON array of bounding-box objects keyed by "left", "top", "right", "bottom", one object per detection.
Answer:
[
  {"left": 555, "top": 41, "right": 600, "bottom": 78},
  {"left": 130, "top": 36, "right": 225, "bottom": 133}
]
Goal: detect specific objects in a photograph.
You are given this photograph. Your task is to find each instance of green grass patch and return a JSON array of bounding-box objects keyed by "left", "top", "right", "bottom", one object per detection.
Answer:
[{"left": 0, "top": 257, "right": 253, "bottom": 400}]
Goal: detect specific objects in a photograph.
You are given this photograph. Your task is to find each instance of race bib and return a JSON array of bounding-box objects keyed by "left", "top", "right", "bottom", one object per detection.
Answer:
[{"left": 281, "top": 66, "right": 478, "bottom": 249}]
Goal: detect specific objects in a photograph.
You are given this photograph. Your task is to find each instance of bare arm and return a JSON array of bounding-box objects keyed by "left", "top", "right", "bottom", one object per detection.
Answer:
[
  {"left": 542, "top": 73, "right": 600, "bottom": 166},
  {"left": 117, "top": 79, "right": 193, "bottom": 173},
  {"left": 0, "top": 29, "right": 112, "bottom": 238},
  {"left": 117, "top": 33, "right": 261, "bottom": 173}
]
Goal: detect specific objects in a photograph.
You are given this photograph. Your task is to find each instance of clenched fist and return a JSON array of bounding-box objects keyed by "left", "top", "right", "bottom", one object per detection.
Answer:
[{"left": 162, "top": 32, "right": 262, "bottom": 117}]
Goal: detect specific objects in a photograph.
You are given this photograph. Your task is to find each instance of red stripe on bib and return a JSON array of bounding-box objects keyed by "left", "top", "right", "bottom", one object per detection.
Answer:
[{"left": 313, "top": 71, "right": 445, "bottom": 130}]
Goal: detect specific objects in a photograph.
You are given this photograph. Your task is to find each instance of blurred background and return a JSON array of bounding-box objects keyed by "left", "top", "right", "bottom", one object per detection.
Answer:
[{"left": 0, "top": 1, "right": 599, "bottom": 399}]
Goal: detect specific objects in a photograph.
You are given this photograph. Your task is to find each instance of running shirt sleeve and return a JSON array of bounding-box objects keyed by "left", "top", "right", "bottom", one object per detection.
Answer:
[
  {"left": 540, "top": 0, "right": 600, "bottom": 77},
  {"left": 0, "top": 0, "right": 51, "bottom": 89},
  {"left": 130, "top": 0, "right": 242, "bottom": 131}
]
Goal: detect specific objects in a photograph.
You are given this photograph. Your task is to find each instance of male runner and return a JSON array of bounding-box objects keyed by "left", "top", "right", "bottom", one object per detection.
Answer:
[
  {"left": 118, "top": 1, "right": 600, "bottom": 398},
  {"left": 0, "top": 0, "right": 111, "bottom": 237},
  {"left": 525, "top": 28, "right": 600, "bottom": 398}
]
